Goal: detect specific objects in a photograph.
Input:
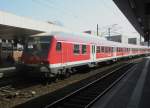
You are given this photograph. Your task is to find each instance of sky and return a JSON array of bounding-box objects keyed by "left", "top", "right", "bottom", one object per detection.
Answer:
[{"left": 0, "top": 0, "right": 140, "bottom": 38}]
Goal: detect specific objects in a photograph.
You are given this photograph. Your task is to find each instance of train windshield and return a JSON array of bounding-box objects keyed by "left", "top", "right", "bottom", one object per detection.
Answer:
[{"left": 25, "top": 36, "right": 51, "bottom": 57}]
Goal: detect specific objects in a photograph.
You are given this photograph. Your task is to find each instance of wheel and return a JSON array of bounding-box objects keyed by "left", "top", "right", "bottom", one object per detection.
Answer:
[
  {"left": 59, "top": 68, "right": 71, "bottom": 79},
  {"left": 64, "top": 70, "right": 71, "bottom": 78}
]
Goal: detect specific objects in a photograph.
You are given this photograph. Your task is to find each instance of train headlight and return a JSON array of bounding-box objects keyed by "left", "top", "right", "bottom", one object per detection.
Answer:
[{"left": 40, "top": 66, "right": 49, "bottom": 72}]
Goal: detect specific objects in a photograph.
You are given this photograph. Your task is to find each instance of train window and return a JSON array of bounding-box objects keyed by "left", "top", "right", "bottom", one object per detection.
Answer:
[
  {"left": 104, "top": 47, "right": 107, "bottom": 53},
  {"left": 125, "top": 48, "right": 126, "bottom": 52},
  {"left": 112, "top": 47, "right": 114, "bottom": 52},
  {"left": 96, "top": 46, "right": 100, "bottom": 53},
  {"left": 101, "top": 46, "right": 105, "bottom": 53},
  {"left": 56, "top": 42, "right": 62, "bottom": 51},
  {"left": 118, "top": 48, "right": 120, "bottom": 52},
  {"left": 128, "top": 48, "right": 130, "bottom": 52},
  {"left": 108, "top": 47, "right": 110, "bottom": 53},
  {"left": 111, "top": 47, "right": 113, "bottom": 52},
  {"left": 108, "top": 47, "right": 111, "bottom": 53},
  {"left": 82, "top": 45, "right": 87, "bottom": 54},
  {"left": 74, "top": 44, "right": 80, "bottom": 54},
  {"left": 109, "top": 47, "right": 111, "bottom": 53},
  {"left": 106, "top": 47, "right": 108, "bottom": 53},
  {"left": 120, "top": 48, "right": 122, "bottom": 52},
  {"left": 25, "top": 36, "right": 51, "bottom": 57}
]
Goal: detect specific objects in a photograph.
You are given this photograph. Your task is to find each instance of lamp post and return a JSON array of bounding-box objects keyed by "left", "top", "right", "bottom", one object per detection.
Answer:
[{"left": 97, "top": 24, "right": 99, "bottom": 36}]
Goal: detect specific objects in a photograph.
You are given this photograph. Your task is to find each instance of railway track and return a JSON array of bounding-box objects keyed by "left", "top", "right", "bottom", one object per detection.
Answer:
[
  {"left": 0, "top": 63, "right": 122, "bottom": 101},
  {"left": 45, "top": 63, "right": 136, "bottom": 108},
  {"left": 0, "top": 58, "right": 140, "bottom": 108},
  {"left": 0, "top": 60, "right": 125, "bottom": 89}
]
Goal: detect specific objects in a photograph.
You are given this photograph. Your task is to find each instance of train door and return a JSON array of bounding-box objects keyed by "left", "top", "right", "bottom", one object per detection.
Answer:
[
  {"left": 61, "top": 42, "right": 69, "bottom": 67},
  {"left": 61, "top": 42, "right": 67, "bottom": 66},
  {"left": 91, "top": 44, "right": 96, "bottom": 62},
  {"left": 113, "top": 47, "right": 116, "bottom": 58}
]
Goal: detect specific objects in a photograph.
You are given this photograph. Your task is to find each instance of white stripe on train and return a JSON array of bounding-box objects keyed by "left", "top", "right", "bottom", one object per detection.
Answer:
[{"left": 49, "top": 53, "right": 144, "bottom": 68}]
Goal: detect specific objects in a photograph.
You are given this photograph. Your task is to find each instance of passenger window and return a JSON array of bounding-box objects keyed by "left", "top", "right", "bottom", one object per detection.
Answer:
[
  {"left": 96, "top": 46, "right": 100, "bottom": 53},
  {"left": 74, "top": 44, "right": 80, "bottom": 54},
  {"left": 105, "top": 47, "right": 107, "bottom": 53},
  {"left": 111, "top": 47, "right": 113, "bottom": 52},
  {"left": 117, "top": 48, "right": 119, "bottom": 52},
  {"left": 109, "top": 47, "right": 111, "bottom": 53},
  {"left": 56, "top": 42, "right": 61, "bottom": 51},
  {"left": 105, "top": 47, "right": 108, "bottom": 53},
  {"left": 82, "top": 45, "right": 87, "bottom": 54},
  {"left": 101, "top": 46, "right": 105, "bottom": 53}
]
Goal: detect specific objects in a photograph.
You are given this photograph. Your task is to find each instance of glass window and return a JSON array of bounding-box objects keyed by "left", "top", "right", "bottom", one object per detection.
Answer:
[
  {"left": 56, "top": 42, "right": 62, "bottom": 51},
  {"left": 117, "top": 48, "right": 119, "bottom": 52},
  {"left": 105, "top": 47, "right": 108, "bottom": 53},
  {"left": 101, "top": 46, "right": 105, "bottom": 53},
  {"left": 105, "top": 47, "right": 107, "bottom": 53},
  {"left": 96, "top": 46, "right": 100, "bottom": 53},
  {"left": 74, "top": 44, "right": 80, "bottom": 54},
  {"left": 111, "top": 47, "right": 113, "bottom": 52},
  {"left": 109, "top": 47, "right": 111, "bottom": 53},
  {"left": 82, "top": 45, "right": 87, "bottom": 54},
  {"left": 25, "top": 36, "right": 51, "bottom": 57}
]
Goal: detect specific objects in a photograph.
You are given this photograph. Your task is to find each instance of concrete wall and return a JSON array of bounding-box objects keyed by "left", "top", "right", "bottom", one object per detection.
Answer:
[{"left": 105, "top": 35, "right": 128, "bottom": 44}]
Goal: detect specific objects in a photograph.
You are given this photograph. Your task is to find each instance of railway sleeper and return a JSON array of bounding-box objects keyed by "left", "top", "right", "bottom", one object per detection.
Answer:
[
  {"left": 69, "top": 98, "right": 91, "bottom": 104},
  {"left": 81, "top": 88, "right": 102, "bottom": 94},
  {"left": 61, "top": 102, "right": 86, "bottom": 108},
  {"left": 79, "top": 93, "right": 98, "bottom": 99},
  {"left": 73, "top": 95, "right": 95, "bottom": 101}
]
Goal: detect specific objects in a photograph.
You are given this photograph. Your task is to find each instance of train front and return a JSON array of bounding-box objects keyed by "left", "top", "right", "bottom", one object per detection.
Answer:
[{"left": 16, "top": 35, "right": 52, "bottom": 78}]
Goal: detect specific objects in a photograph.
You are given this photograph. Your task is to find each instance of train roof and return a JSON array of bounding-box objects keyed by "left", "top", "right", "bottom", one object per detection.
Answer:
[{"left": 31, "top": 32, "right": 149, "bottom": 49}]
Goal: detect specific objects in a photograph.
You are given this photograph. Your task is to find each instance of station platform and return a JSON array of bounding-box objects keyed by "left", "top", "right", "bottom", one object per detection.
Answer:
[{"left": 92, "top": 57, "right": 150, "bottom": 108}]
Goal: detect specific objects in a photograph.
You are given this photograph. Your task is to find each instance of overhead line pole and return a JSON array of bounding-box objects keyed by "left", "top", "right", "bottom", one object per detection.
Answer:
[
  {"left": 97, "top": 24, "right": 99, "bottom": 36},
  {"left": 108, "top": 27, "right": 111, "bottom": 40}
]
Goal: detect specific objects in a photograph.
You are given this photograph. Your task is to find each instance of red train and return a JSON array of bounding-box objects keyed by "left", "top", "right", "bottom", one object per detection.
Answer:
[{"left": 17, "top": 31, "right": 150, "bottom": 78}]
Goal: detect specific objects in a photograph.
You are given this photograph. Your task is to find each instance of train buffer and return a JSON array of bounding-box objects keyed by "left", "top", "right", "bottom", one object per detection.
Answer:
[{"left": 92, "top": 57, "right": 150, "bottom": 108}]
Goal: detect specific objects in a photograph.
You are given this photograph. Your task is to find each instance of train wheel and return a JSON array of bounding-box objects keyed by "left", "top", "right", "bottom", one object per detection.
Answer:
[
  {"left": 64, "top": 69, "right": 71, "bottom": 78},
  {"left": 59, "top": 68, "right": 71, "bottom": 79},
  {"left": 71, "top": 68, "right": 77, "bottom": 74},
  {"left": 43, "top": 72, "right": 57, "bottom": 84},
  {"left": 66, "top": 68, "right": 73, "bottom": 77}
]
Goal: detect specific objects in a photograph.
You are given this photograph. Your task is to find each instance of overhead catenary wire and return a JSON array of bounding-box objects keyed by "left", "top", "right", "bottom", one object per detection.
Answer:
[
  {"left": 43, "top": 0, "right": 78, "bottom": 18},
  {"left": 31, "top": 0, "right": 88, "bottom": 27}
]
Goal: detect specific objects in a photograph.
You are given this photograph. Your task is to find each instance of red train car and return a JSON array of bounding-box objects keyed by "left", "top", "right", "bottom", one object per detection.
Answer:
[{"left": 17, "top": 32, "right": 150, "bottom": 78}]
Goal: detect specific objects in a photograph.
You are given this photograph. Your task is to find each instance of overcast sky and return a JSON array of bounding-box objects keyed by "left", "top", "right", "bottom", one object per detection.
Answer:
[{"left": 0, "top": 0, "right": 140, "bottom": 38}]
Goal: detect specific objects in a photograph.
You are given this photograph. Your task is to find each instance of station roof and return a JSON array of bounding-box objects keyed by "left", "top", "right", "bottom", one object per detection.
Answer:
[
  {"left": 0, "top": 11, "right": 69, "bottom": 40},
  {"left": 113, "top": 0, "right": 150, "bottom": 41}
]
